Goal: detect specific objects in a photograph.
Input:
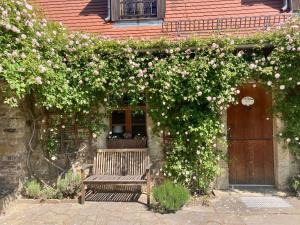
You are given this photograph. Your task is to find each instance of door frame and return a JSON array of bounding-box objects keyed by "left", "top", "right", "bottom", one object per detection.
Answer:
[
  {"left": 227, "top": 84, "right": 274, "bottom": 185},
  {"left": 215, "top": 83, "right": 292, "bottom": 189}
]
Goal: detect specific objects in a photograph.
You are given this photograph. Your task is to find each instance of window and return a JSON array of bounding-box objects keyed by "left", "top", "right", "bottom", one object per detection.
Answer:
[
  {"left": 110, "top": 107, "right": 147, "bottom": 139},
  {"left": 111, "top": 0, "right": 166, "bottom": 21}
]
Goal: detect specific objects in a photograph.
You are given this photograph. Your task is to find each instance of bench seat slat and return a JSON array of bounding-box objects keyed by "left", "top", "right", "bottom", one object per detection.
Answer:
[{"left": 84, "top": 175, "right": 146, "bottom": 184}]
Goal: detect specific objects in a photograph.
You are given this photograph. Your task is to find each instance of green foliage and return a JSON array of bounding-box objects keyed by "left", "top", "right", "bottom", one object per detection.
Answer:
[
  {"left": 41, "top": 186, "right": 62, "bottom": 199},
  {"left": 23, "top": 180, "right": 42, "bottom": 199},
  {"left": 57, "top": 170, "right": 81, "bottom": 198},
  {"left": 2, "top": 0, "right": 300, "bottom": 193},
  {"left": 23, "top": 170, "right": 80, "bottom": 199},
  {"left": 290, "top": 175, "right": 300, "bottom": 196},
  {"left": 152, "top": 181, "right": 190, "bottom": 213}
]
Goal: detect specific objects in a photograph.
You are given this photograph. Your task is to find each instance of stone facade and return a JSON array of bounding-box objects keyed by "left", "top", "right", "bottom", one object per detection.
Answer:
[
  {"left": 0, "top": 96, "right": 299, "bottom": 196},
  {"left": 0, "top": 98, "right": 28, "bottom": 191}
]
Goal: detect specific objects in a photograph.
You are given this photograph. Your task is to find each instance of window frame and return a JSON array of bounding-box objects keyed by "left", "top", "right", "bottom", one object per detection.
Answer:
[
  {"left": 111, "top": 0, "right": 166, "bottom": 22},
  {"left": 110, "top": 106, "right": 147, "bottom": 138}
]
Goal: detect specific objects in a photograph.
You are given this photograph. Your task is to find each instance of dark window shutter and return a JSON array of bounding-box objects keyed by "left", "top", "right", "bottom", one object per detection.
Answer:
[
  {"left": 111, "top": 0, "right": 120, "bottom": 21},
  {"left": 157, "top": 0, "right": 166, "bottom": 19},
  {"left": 291, "top": 0, "right": 300, "bottom": 11}
]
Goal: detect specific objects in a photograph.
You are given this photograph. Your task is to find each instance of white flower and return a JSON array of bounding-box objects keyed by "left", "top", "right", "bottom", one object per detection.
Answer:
[
  {"left": 207, "top": 96, "right": 212, "bottom": 101},
  {"left": 289, "top": 77, "right": 292, "bottom": 81},
  {"left": 267, "top": 81, "right": 272, "bottom": 86},
  {"left": 51, "top": 156, "right": 57, "bottom": 161},
  {"left": 38, "top": 65, "right": 47, "bottom": 73},
  {"left": 295, "top": 137, "right": 299, "bottom": 141},
  {"left": 103, "top": 98, "right": 107, "bottom": 102},
  {"left": 249, "top": 63, "right": 257, "bottom": 69},
  {"left": 211, "top": 43, "right": 219, "bottom": 49},
  {"left": 275, "top": 73, "right": 280, "bottom": 79},
  {"left": 148, "top": 62, "right": 153, "bottom": 67},
  {"left": 157, "top": 122, "right": 160, "bottom": 126},
  {"left": 237, "top": 51, "right": 243, "bottom": 57},
  {"left": 196, "top": 150, "right": 200, "bottom": 155},
  {"left": 21, "top": 53, "right": 26, "bottom": 59},
  {"left": 297, "top": 82, "right": 300, "bottom": 86},
  {"left": 92, "top": 133, "right": 97, "bottom": 138},
  {"left": 287, "top": 138, "right": 291, "bottom": 143},
  {"left": 61, "top": 125, "right": 65, "bottom": 129},
  {"left": 35, "top": 76, "right": 42, "bottom": 85},
  {"left": 25, "top": 3, "right": 33, "bottom": 11},
  {"left": 279, "top": 85, "right": 285, "bottom": 90}
]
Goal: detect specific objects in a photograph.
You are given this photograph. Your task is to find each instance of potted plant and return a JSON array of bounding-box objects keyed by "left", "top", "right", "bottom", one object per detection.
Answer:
[{"left": 107, "top": 133, "right": 147, "bottom": 148}]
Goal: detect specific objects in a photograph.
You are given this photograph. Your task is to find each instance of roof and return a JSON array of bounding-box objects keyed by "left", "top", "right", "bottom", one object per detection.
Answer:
[{"left": 32, "top": 0, "right": 284, "bottom": 39}]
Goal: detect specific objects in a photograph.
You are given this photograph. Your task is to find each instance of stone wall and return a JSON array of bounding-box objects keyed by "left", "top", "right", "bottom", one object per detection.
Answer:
[
  {"left": 0, "top": 99, "right": 28, "bottom": 191},
  {"left": 0, "top": 96, "right": 299, "bottom": 193}
]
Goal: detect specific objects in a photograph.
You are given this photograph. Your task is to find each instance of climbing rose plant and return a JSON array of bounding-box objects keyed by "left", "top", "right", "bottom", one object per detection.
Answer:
[{"left": 1, "top": 0, "right": 300, "bottom": 192}]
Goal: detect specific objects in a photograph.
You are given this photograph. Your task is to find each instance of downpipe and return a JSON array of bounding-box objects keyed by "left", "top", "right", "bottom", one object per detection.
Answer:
[{"left": 105, "top": 0, "right": 111, "bottom": 22}]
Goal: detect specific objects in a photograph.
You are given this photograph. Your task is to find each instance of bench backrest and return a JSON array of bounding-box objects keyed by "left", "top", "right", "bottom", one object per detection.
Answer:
[{"left": 94, "top": 148, "right": 149, "bottom": 176}]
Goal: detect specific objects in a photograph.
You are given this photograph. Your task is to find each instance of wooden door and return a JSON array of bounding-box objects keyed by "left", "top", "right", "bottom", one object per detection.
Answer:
[{"left": 228, "top": 84, "right": 274, "bottom": 185}]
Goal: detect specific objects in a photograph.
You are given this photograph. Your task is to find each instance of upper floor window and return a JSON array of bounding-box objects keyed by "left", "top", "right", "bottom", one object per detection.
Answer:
[{"left": 111, "top": 0, "right": 165, "bottom": 21}]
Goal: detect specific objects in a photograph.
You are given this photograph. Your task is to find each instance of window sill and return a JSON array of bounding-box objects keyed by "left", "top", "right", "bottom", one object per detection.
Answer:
[{"left": 113, "top": 19, "right": 163, "bottom": 28}]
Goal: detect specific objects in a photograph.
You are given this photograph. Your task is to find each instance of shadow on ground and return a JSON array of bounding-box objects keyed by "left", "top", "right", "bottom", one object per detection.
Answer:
[{"left": 85, "top": 190, "right": 142, "bottom": 202}]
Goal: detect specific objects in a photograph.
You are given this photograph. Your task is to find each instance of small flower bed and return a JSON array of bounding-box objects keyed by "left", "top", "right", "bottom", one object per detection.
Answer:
[{"left": 23, "top": 170, "right": 80, "bottom": 199}]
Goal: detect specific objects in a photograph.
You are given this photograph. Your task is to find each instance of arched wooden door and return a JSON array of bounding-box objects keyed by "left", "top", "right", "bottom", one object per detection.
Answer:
[{"left": 227, "top": 84, "right": 274, "bottom": 185}]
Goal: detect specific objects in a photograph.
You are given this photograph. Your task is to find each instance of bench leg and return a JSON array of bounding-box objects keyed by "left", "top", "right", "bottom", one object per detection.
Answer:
[
  {"left": 147, "top": 171, "right": 151, "bottom": 206},
  {"left": 80, "top": 172, "right": 85, "bottom": 204},
  {"left": 81, "top": 183, "right": 85, "bottom": 204}
]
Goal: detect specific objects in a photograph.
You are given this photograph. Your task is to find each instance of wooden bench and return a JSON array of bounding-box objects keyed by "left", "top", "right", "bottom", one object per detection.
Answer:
[{"left": 80, "top": 148, "right": 151, "bottom": 205}]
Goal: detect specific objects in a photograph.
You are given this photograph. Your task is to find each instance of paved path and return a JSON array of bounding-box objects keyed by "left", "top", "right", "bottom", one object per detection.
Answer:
[{"left": 0, "top": 190, "right": 299, "bottom": 225}]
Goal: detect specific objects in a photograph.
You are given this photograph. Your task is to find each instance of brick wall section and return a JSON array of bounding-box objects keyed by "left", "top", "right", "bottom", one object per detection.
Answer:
[
  {"left": 0, "top": 99, "right": 28, "bottom": 191},
  {"left": 32, "top": 0, "right": 283, "bottom": 39}
]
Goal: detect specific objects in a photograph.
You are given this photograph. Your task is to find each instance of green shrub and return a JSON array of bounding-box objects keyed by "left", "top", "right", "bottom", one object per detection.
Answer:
[
  {"left": 290, "top": 175, "right": 300, "bottom": 196},
  {"left": 152, "top": 181, "right": 190, "bottom": 213},
  {"left": 41, "top": 186, "right": 62, "bottom": 199},
  {"left": 57, "top": 170, "right": 81, "bottom": 199},
  {"left": 24, "top": 180, "right": 42, "bottom": 199}
]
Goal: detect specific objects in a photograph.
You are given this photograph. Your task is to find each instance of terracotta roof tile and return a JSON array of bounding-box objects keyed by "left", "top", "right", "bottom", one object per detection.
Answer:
[{"left": 32, "top": 0, "right": 284, "bottom": 39}]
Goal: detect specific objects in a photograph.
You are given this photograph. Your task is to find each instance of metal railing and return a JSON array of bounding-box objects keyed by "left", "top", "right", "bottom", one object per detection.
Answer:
[
  {"left": 162, "top": 14, "right": 292, "bottom": 34},
  {"left": 120, "top": 0, "right": 157, "bottom": 19}
]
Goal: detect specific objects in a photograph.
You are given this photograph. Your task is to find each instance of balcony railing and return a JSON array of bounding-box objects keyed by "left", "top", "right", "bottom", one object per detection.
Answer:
[
  {"left": 120, "top": 0, "right": 157, "bottom": 19},
  {"left": 162, "top": 14, "right": 292, "bottom": 34}
]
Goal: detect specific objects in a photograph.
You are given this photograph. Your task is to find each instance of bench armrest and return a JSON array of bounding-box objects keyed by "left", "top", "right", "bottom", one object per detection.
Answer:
[{"left": 142, "top": 163, "right": 153, "bottom": 179}]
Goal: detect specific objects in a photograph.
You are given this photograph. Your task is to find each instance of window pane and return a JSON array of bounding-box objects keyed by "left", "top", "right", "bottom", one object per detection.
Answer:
[{"left": 121, "top": 0, "right": 157, "bottom": 19}]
